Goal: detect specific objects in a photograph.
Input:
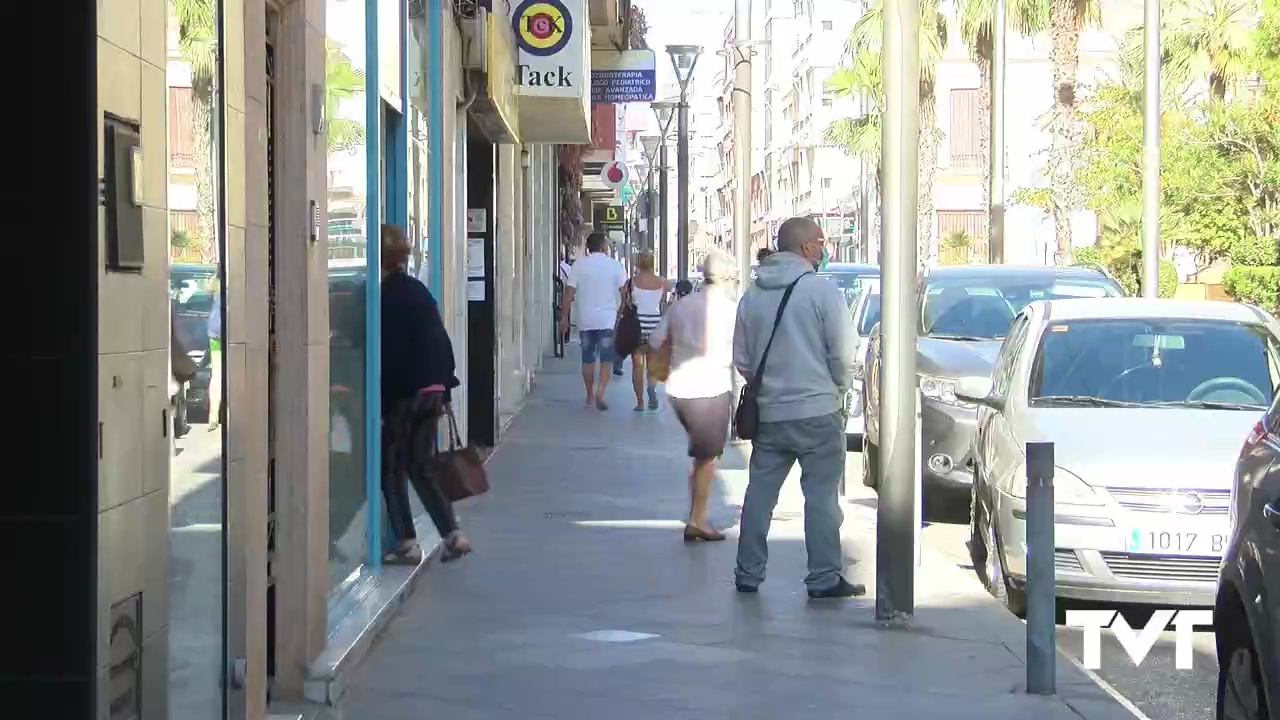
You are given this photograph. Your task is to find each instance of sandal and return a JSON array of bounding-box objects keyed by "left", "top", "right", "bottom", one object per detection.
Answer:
[
  {"left": 440, "top": 533, "right": 473, "bottom": 563},
  {"left": 383, "top": 544, "right": 423, "bottom": 566}
]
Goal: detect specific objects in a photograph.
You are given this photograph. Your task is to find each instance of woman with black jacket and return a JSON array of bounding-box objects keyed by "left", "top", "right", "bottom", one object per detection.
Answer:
[{"left": 380, "top": 223, "right": 472, "bottom": 564}]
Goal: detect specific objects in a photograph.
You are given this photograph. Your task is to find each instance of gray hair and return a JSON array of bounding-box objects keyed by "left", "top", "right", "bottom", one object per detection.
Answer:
[
  {"left": 776, "top": 216, "right": 821, "bottom": 254},
  {"left": 702, "top": 250, "right": 736, "bottom": 284}
]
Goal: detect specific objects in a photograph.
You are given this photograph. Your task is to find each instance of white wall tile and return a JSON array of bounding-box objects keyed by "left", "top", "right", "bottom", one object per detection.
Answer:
[
  {"left": 138, "top": 0, "right": 167, "bottom": 69},
  {"left": 99, "top": 37, "right": 142, "bottom": 123},
  {"left": 226, "top": 108, "right": 247, "bottom": 229},
  {"left": 225, "top": 224, "right": 247, "bottom": 345},
  {"left": 225, "top": 0, "right": 246, "bottom": 111},
  {"left": 100, "top": 0, "right": 142, "bottom": 58},
  {"left": 99, "top": 351, "right": 146, "bottom": 510},
  {"left": 141, "top": 348, "right": 171, "bottom": 496},
  {"left": 140, "top": 62, "right": 168, "bottom": 211}
]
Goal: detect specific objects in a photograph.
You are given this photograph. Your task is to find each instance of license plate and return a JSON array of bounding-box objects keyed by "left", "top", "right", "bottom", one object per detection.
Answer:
[{"left": 1126, "top": 526, "right": 1229, "bottom": 556}]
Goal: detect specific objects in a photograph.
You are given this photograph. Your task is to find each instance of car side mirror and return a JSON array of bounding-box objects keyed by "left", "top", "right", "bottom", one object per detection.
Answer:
[{"left": 955, "top": 376, "right": 999, "bottom": 409}]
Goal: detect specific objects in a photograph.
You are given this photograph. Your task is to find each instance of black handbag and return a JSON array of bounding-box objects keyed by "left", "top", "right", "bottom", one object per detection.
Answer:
[
  {"left": 734, "top": 274, "right": 809, "bottom": 440},
  {"left": 614, "top": 280, "right": 643, "bottom": 359}
]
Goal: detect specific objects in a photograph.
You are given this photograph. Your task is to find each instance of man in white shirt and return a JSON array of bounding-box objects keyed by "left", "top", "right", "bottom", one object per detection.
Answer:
[{"left": 559, "top": 232, "right": 628, "bottom": 410}]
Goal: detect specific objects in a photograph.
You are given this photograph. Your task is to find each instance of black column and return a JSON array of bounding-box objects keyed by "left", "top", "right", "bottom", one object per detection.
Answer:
[
  {"left": 4, "top": 0, "right": 98, "bottom": 715},
  {"left": 466, "top": 128, "right": 497, "bottom": 448}
]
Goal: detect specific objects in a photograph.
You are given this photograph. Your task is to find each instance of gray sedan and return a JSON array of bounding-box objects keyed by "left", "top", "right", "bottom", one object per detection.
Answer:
[
  {"left": 961, "top": 298, "right": 1280, "bottom": 615},
  {"left": 862, "top": 264, "right": 1124, "bottom": 511}
]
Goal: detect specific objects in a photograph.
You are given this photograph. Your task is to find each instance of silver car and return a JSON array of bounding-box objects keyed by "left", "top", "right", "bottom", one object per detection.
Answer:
[
  {"left": 844, "top": 279, "right": 880, "bottom": 451},
  {"left": 961, "top": 298, "right": 1280, "bottom": 615},
  {"left": 862, "top": 265, "right": 1124, "bottom": 510}
]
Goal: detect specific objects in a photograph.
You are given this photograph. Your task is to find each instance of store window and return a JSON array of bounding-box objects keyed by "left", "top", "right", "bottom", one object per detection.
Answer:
[{"left": 325, "top": 0, "right": 370, "bottom": 596}]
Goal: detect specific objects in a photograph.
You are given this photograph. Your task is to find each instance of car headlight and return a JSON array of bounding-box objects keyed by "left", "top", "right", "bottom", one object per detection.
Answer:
[
  {"left": 851, "top": 361, "right": 865, "bottom": 381},
  {"left": 1008, "top": 465, "right": 1103, "bottom": 506},
  {"left": 918, "top": 374, "right": 974, "bottom": 408}
]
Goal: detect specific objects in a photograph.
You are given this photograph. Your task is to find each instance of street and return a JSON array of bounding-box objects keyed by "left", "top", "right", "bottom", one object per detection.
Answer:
[{"left": 842, "top": 452, "right": 1220, "bottom": 720}]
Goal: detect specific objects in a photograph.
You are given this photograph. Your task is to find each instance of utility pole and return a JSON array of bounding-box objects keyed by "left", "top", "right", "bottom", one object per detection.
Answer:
[
  {"left": 988, "top": 0, "right": 1007, "bottom": 264},
  {"left": 668, "top": 45, "right": 703, "bottom": 282},
  {"left": 646, "top": 164, "right": 657, "bottom": 254},
  {"left": 876, "top": 0, "right": 921, "bottom": 625},
  {"left": 659, "top": 143, "right": 670, "bottom": 276},
  {"left": 732, "top": 0, "right": 754, "bottom": 285},
  {"left": 1141, "top": 0, "right": 1161, "bottom": 297}
]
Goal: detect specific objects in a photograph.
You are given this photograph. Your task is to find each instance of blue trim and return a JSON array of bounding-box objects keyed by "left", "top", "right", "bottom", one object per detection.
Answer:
[
  {"left": 364, "top": 0, "right": 382, "bottom": 572},
  {"left": 426, "top": 0, "right": 443, "bottom": 292}
]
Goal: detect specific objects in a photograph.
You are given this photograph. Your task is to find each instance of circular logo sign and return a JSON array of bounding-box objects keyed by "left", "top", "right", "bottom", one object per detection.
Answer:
[
  {"left": 600, "top": 161, "right": 629, "bottom": 190},
  {"left": 513, "top": 0, "right": 573, "bottom": 57}
]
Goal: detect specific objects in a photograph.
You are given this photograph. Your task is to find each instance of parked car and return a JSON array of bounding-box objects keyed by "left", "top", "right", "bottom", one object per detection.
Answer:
[
  {"left": 844, "top": 278, "right": 881, "bottom": 451},
  {"left": 818, "top": 262, "right": 879, "bottom": 306},
  {"left": 170, "top": 264, "right": 218, "bottom": 423},
  {"left": 862, "top": 265, "right": 1124, "bottom": 507},
  {"left": 1215, "top": 380, "right": 1280, "bottom": 720},
  {"left": 960, "top": 298, "right": 1280, "bottom": 615}
]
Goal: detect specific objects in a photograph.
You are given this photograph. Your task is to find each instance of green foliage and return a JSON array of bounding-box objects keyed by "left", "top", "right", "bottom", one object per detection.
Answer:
[
  {"left": 1010, "top": 186, "right": 1054, "bottom": 213},
  {"left": 942, "top": 230, "right": 973, "bottom": 249},
  {"left": 171, "top": 229, "right": 192, "bottom": 249},
  {"left": 1223, "top": 266, "right": 1280, "bottom": 310},
  {"left": 326, "top": 43, "right": 367, "bottom": 154}
]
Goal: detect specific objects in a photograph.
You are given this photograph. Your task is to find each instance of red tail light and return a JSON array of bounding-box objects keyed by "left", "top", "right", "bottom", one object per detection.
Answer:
[{"left": 1241, "top": 418, "right": 1268, "bottom": 462}]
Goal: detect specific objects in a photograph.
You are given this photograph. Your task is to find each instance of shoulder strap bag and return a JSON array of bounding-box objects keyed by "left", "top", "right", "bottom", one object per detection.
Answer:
[
  {"left": 733, "top": 274, "right": 809, "bottom": 441},
  {"left": 614, "top": 279, "right": 643, "bottom": 359}
]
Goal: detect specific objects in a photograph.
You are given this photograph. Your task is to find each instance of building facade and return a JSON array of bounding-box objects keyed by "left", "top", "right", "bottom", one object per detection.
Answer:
[{"left": 15, "top": 0, "right": 639, "bottom": 718}]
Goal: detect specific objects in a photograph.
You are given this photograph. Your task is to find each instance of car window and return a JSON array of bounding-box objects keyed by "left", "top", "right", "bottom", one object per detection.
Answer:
[
  {"left": 1031, "top": 319, "right": 1277, "bottom": 408},
  {"left": 993, "top": 314, "right": 1031, "bottom": 398},
  {"left": 919, "top": 276, "right": 1121, "bottom": 339},
  {"left": 856, "top": 294, "right": 882, "bottom": 335}
]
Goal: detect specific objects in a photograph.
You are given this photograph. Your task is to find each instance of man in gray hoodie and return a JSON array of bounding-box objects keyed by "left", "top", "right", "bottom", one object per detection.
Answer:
[{"left": 732, "top": 217, "right": 864, "bottom": 599}]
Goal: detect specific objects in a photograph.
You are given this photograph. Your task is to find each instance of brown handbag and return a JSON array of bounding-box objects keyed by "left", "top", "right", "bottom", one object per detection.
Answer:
[
  {"left": 430, "top": 405, "right": 490, "bottom": 502},
  {"left": 650, "top": 340, "right": 672, "bottom": 382}
]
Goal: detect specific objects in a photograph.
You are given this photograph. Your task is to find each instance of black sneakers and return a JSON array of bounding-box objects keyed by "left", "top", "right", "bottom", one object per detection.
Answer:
[{"left": 807, "top": 577, "right": 867, "bottom": 599}]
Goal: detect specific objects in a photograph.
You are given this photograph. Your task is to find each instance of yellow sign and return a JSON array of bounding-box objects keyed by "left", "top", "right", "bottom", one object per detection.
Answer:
[
  {"left": 512, "top": 0, "right": 572, "bottom": 56},
  {"left": 604, "top": 206, "right": 620, "bottom": 223},
  {"left": 487, "top": 13, "right": 520, "bottom": 142}
]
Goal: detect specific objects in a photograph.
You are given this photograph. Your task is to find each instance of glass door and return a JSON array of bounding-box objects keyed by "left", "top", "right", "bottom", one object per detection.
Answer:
[{"left": 165, "top": 0, "right": 227, "bottom": 715}]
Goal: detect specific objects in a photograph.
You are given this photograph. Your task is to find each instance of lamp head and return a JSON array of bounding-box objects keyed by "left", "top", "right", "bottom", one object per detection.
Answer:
[
  {"left": 639, "top": 134, "right": 659, "bottom": 160},
  {"left": 666, "top": 44, "right": 703, "bottom": 92},
  {"left": 650, "top": 100, "right": 677, "bottom": 137}
]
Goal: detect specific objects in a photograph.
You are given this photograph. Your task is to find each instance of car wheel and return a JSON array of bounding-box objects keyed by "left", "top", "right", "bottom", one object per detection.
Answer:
[
  {"left": 863, "top": 439, "right": 880, "bottom": 489},
  {"left": 1217, "top": 605, "right": 1269, "bottom": 720},
  {"left": 980, "top": 503, "right": 1026, "bottom": 618},
  {"left": 968, "top": 484, "right": 987, "bottom": 571}
]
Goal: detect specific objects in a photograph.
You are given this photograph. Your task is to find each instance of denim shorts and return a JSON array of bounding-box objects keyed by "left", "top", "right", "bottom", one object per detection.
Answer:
[{"left": 579, "top": 329, "right": 615, "bottom": 364}]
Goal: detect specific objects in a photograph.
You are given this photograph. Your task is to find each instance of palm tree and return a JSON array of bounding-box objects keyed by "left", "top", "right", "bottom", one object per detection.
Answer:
[
  {"left": 1121, "top": 0, "right": 1256, "bottom": 102},
  {"left": 1046, "top": 0, "right": 1101, "bottom": 264},
  {"left": 325, "top": 43, "right": 367, "bottom": 154},
  {"left": 840, "top": 0, "right": 949, "bottom": 261},
  {"left": 825, "top": 51, "right": 884, "bottom": 249},
  {"left": 956, "top": 0, "right": 1048, "bottom": 225},
  {"left": 171, "top": 0, "right": 217, "bottom": 256}
]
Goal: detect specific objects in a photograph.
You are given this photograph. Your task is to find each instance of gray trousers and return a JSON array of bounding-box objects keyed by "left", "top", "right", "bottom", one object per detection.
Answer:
[{"left": 735, "top": 412, "right": 845, "bottom": 591}]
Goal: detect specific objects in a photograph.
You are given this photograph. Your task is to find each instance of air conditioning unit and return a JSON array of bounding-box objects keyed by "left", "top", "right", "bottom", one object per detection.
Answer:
[{"left": 460, "top": 7, "right": 488, "bottom": 71}]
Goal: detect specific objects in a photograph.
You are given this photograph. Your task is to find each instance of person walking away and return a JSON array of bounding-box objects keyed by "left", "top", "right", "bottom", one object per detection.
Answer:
[
  {"left": 732, "top": 216, "right": 863, "bottom": 599},
  {"left": 380, "top": 224, "right": 472, "bottom": 564},
  {"left": 559, "top": 232, "right": 628, "bottom": 411},
  {"left": 625, "top": 252, "right": 670, "bottom": 411},
  {"left": 206, "top": 281, "right": 223, "bottom": 431},
  {"left": 650, "top": 251, "right": 738, "bottom": 541}
]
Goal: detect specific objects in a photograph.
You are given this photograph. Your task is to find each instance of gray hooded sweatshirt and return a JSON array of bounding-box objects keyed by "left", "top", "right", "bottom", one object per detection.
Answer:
[{"left": 733, "top": 251, "right": 856, "bottom": 423}]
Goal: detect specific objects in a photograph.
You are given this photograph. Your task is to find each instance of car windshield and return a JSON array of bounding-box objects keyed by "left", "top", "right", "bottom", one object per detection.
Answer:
[
  {"left": 920, "top": 276, "right": 1120, "bottom": 339},
  {"left": 1031, "top": 319, "right": 1280, "bottom": 409},
  {"left": 820, "top": 272, "right": 876, "bottom": 304},
  {"left": 857, "top": 294, "right": 881, "bottom": 335}
]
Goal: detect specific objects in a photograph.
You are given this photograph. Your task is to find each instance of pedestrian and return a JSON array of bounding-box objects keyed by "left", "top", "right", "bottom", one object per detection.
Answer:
[
  {"left": 559, "top": 232, "right": 629, "bottom": 411},
  {"left": 673, "top": 279, "right": 694, "bottom": 299},
  {"left": 756, "top": 247, "right": 774, "bottom": 264},
  {"left": 650, "top": 251, "right": 738, "bottom": 542},
  {"left": 732, "top": 216, "right": 863, "bottom": 599},
  {"left": 622, "top": 252, "right": 670, "bottom": 411},
  {"left": 379, "top": 223, "right": 472, "bottom": 564},
  {"left": 206, "top": 280, "right": 223, "bottom": 431}
]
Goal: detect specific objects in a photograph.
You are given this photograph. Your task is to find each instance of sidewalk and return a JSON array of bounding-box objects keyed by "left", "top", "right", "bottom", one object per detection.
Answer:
[{"left": 341, "top": 349, "right": 1139, "bottom": 720}]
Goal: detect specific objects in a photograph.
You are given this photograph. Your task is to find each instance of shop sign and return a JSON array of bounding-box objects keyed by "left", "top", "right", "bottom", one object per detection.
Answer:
[
  {"left": 595, "top": 204, "right": 626, "bottom": 231},
  {"left": 511, "top": 0, "right": 584, "bottom": 99},
  {"left": 590, "top": 50, "right": 657, "bottom": 103},
  {"left": 486, "top": 12, "right": 520, "bottom": 141}
]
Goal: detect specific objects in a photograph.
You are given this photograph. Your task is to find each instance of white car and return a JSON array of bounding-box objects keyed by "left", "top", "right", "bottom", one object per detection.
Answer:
[
  {"left": 844, "top": 279, "right": 880, "bottom": 451},
  {"left": 962, "top": 298, "right": 1280, "bottom": 613}
]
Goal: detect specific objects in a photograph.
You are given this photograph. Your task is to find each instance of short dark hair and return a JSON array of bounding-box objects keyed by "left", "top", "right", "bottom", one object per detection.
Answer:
[
  {"left": 674, "top": 279, "right": 694, "bottom": 297},
  {"left": 776, "top": 217, "right": 821, "bottom": 254},
  {"left": 585, "top": 232, "right": 608, "bottom": 253},
  {"left": 756, "top": 247, "right": 775, "bottom": 263}
]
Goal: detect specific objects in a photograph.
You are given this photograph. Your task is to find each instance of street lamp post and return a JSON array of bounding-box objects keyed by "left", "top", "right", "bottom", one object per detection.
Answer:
[
  {"left": 1141, "top": 0, "right": 1161, "bottom": 297},
  {"left": 651, "top": 101, "right": 677, "bottom": 278},
  {"left": 667, "top": 44, "right": 703, "bottom": 282},
  {"left": 640, "top": 135, "right": 660, "bottom": 256}
]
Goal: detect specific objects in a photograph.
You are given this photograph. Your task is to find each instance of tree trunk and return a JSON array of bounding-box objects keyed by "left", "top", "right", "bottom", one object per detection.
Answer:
[
  {"left": 918, "top": 86, "right": 939, "bottom": 266},
  {"left": 1049, "top": 0, "right": 1082, "bottom": 265},
  {"left": 192, "top": 97, "right": 216, "bottom": 262},
  {"left": 976, "top": 57, "right": 992, "bottom": 239}
]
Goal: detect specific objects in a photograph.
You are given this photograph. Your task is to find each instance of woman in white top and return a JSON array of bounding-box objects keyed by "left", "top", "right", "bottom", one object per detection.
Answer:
[
  {"left": 649, "top": 250, "right": 738, "bottom": 542},
  {"left": 623, "top": 252, "right": 671, "bottom": 411}
]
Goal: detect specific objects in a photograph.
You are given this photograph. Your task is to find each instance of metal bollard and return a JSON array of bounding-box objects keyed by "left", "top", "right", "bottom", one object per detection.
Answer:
[{"left": 1025, "top": 441, "right": 1056, "bottom": 695}]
